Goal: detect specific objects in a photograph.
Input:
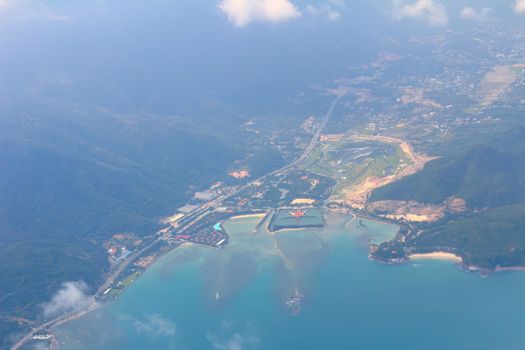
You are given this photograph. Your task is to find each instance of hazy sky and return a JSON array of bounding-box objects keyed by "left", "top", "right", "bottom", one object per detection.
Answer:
[{"left": 0, "top": 0, "right": 523, "bottom": 114}]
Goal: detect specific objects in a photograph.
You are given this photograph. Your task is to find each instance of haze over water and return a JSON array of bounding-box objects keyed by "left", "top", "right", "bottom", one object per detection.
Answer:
[{"left": 54, "top": 214, "right": 525, "bottom": 350}]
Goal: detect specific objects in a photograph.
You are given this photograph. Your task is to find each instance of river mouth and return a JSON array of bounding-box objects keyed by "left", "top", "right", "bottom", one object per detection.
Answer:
[{"left": 53, "top": 213, "right": 525, "bottom": 350}]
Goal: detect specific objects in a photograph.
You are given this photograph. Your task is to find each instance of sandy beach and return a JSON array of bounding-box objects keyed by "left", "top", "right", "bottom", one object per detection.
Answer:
[
  {"left": 229, "top": 213, "right": 267, "bottom": 220},
  {"left": 409, "top": 252, "right": 463, "bottom": 263}
]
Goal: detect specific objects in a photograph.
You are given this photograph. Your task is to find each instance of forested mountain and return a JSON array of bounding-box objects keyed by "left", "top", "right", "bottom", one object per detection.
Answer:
[{"left": 0, "top": 99, "right": 287, "bottom": 341}]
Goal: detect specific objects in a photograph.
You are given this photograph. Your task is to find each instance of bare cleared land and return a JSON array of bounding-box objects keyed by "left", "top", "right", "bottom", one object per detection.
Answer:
[
  {"left": 301, "top": 133, "right": 436, "bottom": 210},
  {"left": 367, "top": 197, "right": 467, "bottom": 223},
  {"left": 338, "top": 135, "right": 436, "bottom": 209},
  {"left": 401, "top": 88, "right": 443, "bottom": 109},
  {"left": 477, "top": 65, "right": 521, "bottom": 107}
]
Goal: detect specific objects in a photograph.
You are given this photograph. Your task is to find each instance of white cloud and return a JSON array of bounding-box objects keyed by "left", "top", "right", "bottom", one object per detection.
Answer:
[
  {"left": 394, "top": 0, "right": 448, "bottom": 26},
  {"left": 218, "top": 0, "right": 301, "bottom": 27},
  {"left": 133, "top": 314, "right": 177, "bottom": 338},
  {"left": 516, "top": 0, "right": 525, "bottom": 14},
  {"left": 460, "top": 7, "right": 492, "bottom": 21},
  {"left": 42, "top": 281, "right": 94, "bottom": 318},
  {"left": 306, "top": 4, "right": 341, "bottom": 21},
  {"left": 326, "top": 9, "right": 341, "bottom": 21}
]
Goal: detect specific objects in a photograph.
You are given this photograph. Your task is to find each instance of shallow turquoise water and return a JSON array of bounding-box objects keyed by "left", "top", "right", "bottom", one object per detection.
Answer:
[{"left": 54, "top": 214, "right": 525, "bottom": 350}]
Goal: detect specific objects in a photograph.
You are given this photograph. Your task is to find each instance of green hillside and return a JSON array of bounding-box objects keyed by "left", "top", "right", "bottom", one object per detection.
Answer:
[
  {"left": 371, "top": 129, "right": 525, "bottom": 209},
  {"left": 370, "top": 127, "right": 525, "bottom": 269},
  {"left": 412, "top": 204, "right": 525, "bottom": 269}
]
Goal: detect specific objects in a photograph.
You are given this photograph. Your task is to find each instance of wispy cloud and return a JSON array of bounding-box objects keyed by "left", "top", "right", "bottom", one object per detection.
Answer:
[
  {"left": 31, "top": 343, "right": 48, "bottom": 350},
  {"left": 42, "top": 281, "right": 94, "bottom": 318},
  {"left": 516, "top": 0, "right": 525, "bottom": 14},
  {"left": 133, "top": 314, "right": 177, "bottom": 338},
  {"left": 306, "top": 3, "right": 342, "bottom": 21},
  {"left": 218, "top": 0, "right": 301, "bottom": 27},
  {"left": 460, "top": 7, "right": 492, "bottom": 21},
  {"left": 394, "top": 0, "right": 448, "bottom": 26},
  {"left": 0, "top": 0, "right": 71, "bottom": 21},
  {"left": 207, "top": 321, "right": 260, "bottom": 350},
  {"left": 0, "top": 0, "right": 72, "bottom": 22},
  {"left": 22, "top": 8, "right": 71, "bottom": 21}
]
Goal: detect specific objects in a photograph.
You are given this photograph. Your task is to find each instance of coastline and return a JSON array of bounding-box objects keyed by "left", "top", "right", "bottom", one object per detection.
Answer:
[
  {"left": 10, "top": 95, "right": 345, "bottom": 350},
  {"left": 368, "top": 252, "right": 525, "bottom": 277},
  {"left": 15, "top": 210, "right": 300, "bottom": 347},
  {"left": 370, "top": 248, "right": 525, "bottom": 276},
  {"left": 22, "top": 209, "right": 525, "bottom": 350}
]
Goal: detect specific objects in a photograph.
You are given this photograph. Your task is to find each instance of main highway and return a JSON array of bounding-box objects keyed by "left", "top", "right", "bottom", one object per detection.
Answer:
[{"left": 220, "top": 95, "right": 341, "bottom": 203}]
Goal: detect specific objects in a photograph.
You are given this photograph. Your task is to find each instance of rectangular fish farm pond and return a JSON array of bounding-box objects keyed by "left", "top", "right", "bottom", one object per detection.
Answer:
[{"left": 269, "top": 207, "right": 325, "bottom": 232}]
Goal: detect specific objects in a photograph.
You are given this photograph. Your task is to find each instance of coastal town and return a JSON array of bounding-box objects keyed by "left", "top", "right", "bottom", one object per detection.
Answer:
[{"left": 14, "top": 23, "right": 525, "bottom": 350}]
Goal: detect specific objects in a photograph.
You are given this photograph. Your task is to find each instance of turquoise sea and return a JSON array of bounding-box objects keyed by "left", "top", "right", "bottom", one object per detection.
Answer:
[{"left": 54, "top": 213, "right": 525, "bottom": 350}]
